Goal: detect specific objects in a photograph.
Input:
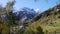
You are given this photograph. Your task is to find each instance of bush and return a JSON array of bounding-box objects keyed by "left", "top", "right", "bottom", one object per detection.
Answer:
[
  {"left": 58, "top": 16, "right": 60, "bottom": 19},
  {"left": 0, "top": 20, "right": 9, "bottom": 34},
  {"left": 54, "top": 12, "right": 57, "bottom": 15},
  {"left": 24, "top": 27, "right": 35, "bottom": 34},
  {"left": 37, "top": 26, "right": 44, "bottom": 34}
]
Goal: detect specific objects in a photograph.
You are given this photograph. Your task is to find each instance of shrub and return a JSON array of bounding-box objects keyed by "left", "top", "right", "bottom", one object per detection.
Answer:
[
  {"left": 58, "top": 16, "right": 60, "bottom": 19},
  {"left": 37, "top": 26, "right": 44, "bottom": 34},
  {"left": 24, "top": 27, "right": 35, "bottom": 34}
]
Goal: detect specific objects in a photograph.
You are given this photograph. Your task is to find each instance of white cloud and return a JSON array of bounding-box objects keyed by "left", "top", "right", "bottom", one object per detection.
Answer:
[{"left": 35, "top": 8, "right": 39, "bottom": 12}]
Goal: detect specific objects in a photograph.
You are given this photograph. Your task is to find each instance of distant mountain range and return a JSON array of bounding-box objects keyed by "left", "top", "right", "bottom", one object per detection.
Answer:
[{"left": 13, "top": 7, "right": 38, "bottom": 23}]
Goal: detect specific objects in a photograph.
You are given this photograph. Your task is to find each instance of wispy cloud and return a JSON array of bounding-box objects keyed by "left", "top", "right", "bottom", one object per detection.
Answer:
[{"left": 35, "top": 8, "right": 39, "bottom": 12}]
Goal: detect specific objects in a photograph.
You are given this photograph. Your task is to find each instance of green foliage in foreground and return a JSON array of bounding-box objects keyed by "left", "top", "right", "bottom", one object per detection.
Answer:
[
  {"left": 0, "top": 20, "right": 9, "bottom": 34},
  {"left": 24, "top": 26, "right": 44, "bottom": 34}
]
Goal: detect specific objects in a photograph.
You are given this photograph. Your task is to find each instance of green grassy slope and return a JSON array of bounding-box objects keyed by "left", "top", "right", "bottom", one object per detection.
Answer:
[{"left": 25, "top": 4, "right": 60, "bottom": 34}]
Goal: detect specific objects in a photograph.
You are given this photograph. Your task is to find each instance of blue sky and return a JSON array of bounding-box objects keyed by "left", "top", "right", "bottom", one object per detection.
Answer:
[{"left": 0, "top": 0, "right": 59, "bottom": 12}]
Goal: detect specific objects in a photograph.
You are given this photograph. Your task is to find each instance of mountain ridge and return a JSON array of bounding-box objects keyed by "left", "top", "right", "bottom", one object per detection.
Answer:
[{"left": 13, "top": 7, "right": 38, "bottom": 24}]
